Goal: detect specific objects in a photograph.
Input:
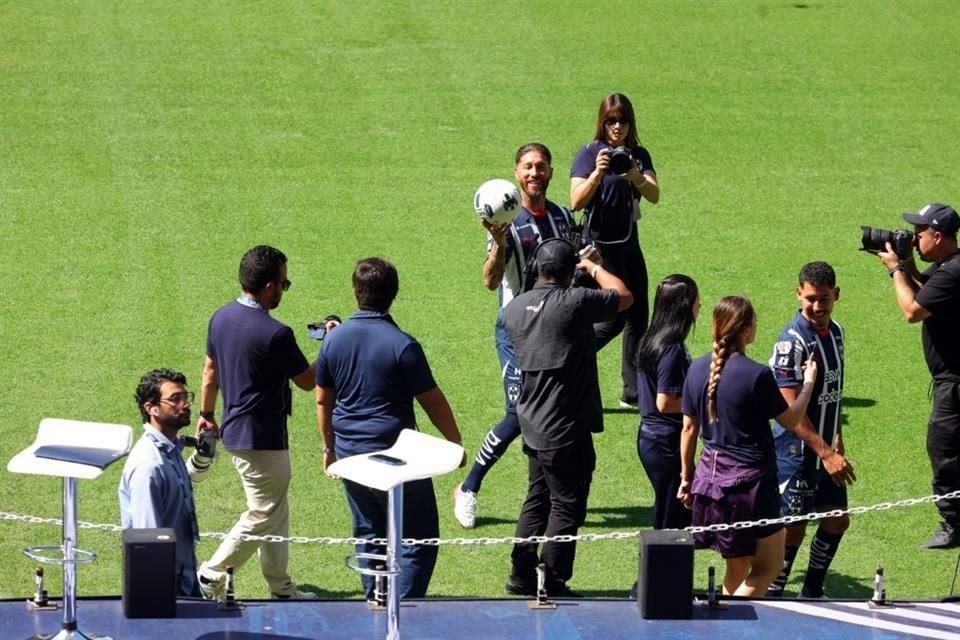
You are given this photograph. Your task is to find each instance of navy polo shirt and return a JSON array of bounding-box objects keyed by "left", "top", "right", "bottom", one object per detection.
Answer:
[
  {"left": 682, "top": 353, "right": 785, "bottom": 467},
  {"left": 206, "top": 300, "right": 310, "bottom": 450},
  {"left": 316, "top": 310, "right": 437, "bottom": 457},
  {"left": 637, "top": 343, "right": 690, "bottom": 440}
]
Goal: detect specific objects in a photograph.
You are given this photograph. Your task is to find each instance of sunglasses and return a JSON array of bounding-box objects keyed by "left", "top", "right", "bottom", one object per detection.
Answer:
[{"left": 604, "top": 117, "right": 629, "bottom": 127}]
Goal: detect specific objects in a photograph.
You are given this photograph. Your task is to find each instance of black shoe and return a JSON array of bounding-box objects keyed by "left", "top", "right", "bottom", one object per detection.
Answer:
[
  {"left": 505, "top": 574, "right": 536, "bottom": 597},
  {"left": 921, "top": 522, "right": 960, "bottom": 549},
  {"left": 547, "top": 582, "right": 582, "bottom": 598}
]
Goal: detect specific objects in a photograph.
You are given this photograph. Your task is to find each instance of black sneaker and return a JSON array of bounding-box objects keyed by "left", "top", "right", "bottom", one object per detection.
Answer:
[
  {"left": 547, "top": 582, "right": 582, "bottom": 598},
  {"left": 504, "top": 574, "right": 536, "bottom": 597},
  {"left": 921, "top": 522, "right": 960, "bottom": 549}
]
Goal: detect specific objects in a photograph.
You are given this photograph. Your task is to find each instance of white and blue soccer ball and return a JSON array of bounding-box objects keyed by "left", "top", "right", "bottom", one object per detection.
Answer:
[{"left": 473, "top": 179, "right": 521, "bottom": 225}]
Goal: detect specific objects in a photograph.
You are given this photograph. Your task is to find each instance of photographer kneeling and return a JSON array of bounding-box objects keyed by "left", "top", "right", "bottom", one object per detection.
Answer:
[{"left": 877, "top": 202, "right": 960, "bottom": 549}]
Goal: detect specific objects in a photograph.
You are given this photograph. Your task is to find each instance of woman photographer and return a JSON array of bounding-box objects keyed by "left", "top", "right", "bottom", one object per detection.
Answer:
[
  {"left": 570, "top": 93, "right": 660, "bottom": 407},
  {"left": 635, "top": 274, "right": 699, "bottom": 531},
  {"left": 678, "top": 296, "right": 822, "bottom": 596}
]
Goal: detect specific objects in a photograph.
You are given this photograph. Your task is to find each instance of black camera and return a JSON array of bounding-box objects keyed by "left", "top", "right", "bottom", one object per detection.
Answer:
[
  {"left": 180, "top": 429, "right": 216, "bottom": 458},
  {"left": 567, "top": 224, "right": 586, "bottom": 250},
  {"left": 308, "top": 314, "right": 342, "bottom": 340},
  {"left": 860, "top": 226, "right": 914, "bottom": 260},
  {"left": 607, "top": 146, "right": 634, "bottom": 175}
]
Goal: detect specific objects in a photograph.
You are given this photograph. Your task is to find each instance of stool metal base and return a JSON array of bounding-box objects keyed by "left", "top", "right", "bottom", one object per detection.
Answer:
[{"left": 25, "top": 630, "right": 113, "bottom": 640}]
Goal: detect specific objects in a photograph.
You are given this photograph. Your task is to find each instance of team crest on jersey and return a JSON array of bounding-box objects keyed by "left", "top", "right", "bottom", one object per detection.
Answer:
[
  {"left": 507, "top": 383, "right": 521, "bottom": 404},
  {"left": 775, "top": 341, "right": 793, "bottom": 355}
]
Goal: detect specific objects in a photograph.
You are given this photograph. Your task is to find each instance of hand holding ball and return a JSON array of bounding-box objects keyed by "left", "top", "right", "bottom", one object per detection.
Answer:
[{"left": 473, "top": 179, "right": 521, "bottom": 226}]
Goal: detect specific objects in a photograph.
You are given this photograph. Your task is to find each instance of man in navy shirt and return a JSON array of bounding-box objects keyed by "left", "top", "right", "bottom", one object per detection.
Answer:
[
  {"left": 766, "top": 262, "right": 854, "bottom": 598},
  {"left": 503, "top": 238, "right": 631, "bottom": 597},
  {"left": 120, "top": 369, "right": 206, "bottom": 597},
  {"left": 316, "top": 257, "right": 463, "bottom": 599},
  {"left": 878, "top": 203, "right": 960, "bottom": 549},
  {"left": 196, "top": 245, "right": 316, "bottom": 599},
  {"left": 453, "top": 142, "right": 575, "bottom": 528}
]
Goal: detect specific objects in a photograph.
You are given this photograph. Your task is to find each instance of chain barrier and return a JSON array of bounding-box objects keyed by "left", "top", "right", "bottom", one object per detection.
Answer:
[{"left": 3, "top": 489, "right": 959, "bottom": 548}]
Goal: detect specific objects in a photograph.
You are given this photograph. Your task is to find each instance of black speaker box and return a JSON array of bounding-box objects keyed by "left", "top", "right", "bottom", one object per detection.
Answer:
[
  {"left": 122, "top": 527, "right": 177, "bottom": 618},
  {"left": 636, "top": 529, "right": 694, "bottom": 619}
]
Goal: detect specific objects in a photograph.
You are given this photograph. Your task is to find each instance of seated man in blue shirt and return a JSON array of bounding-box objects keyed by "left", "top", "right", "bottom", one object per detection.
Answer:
[
  {"left": 119, "top": 369, "right": 215, "bottom": 597},
  {"left": 315, "top": 257, "right": 464, "bottom": 600}
]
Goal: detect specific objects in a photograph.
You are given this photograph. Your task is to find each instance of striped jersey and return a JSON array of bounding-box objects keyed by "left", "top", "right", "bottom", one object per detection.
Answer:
[
  {"left": 490, "top": 201, "right": 574, "bottom": 308},
  {"left": 769, "top": 310, "right": 845, "bottom": 473}
]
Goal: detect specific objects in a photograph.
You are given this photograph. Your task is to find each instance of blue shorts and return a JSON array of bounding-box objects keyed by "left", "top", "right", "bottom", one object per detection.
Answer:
[
  {"left": 778, "top": 465, "right": 848, "bottom": 517},
  {"left": 494, "top": 312, "right": 521, "bottom": 415}
]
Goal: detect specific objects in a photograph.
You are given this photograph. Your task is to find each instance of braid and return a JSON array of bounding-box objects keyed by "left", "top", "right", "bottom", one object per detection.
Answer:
[
  {"left": 706, "top": 295, "right": 756, "bottom": 425},
  {"left": 707, "top": 337, "right": 729, "bottom": 424}
]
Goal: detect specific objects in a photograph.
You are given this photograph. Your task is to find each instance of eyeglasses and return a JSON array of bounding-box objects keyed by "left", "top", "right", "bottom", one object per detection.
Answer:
[
  {"left": 281, "top": 279, "right": 291, "bottom": 291},
  {"left": 604, "top": 117, "right": 629, "bottom": 127},
  {"left": 160, "top": 391, "right": 195, "bottom": 406}
]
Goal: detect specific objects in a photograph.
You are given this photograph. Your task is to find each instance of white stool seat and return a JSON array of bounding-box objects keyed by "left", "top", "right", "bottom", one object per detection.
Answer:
[
  {"left": 7, "top": 418, "right": 132, "bottom": 640},
  {"left": 329, "top": 429, "right": 463, "bottom": 640},
  {"left": 8, "top": 418, "right": 132, "bottom": 479},
  {"left": 328, "top": 429, "right": 463, "bottom": 491}
]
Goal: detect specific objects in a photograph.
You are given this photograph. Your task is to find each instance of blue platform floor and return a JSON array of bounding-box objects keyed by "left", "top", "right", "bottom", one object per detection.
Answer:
[{"left": 2, "top": 597, "right": 959, "bottom": 639}]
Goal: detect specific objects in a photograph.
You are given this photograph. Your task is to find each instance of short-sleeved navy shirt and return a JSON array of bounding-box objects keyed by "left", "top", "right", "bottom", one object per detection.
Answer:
[
  {"left": 570, "top": 141, "right": 655, "bottom": 242},
  {"left": 206, "top": 300, "right": 310, "bottom": 451},
  {"left": 917, "top": 252, "right": 960, "bottom": 382},
  {"left": 637, "top": 343, "right": 690, "bottom": 440},
  {"left": 315, "top": 310, "right": 437, "bottom": 458},
  {"left": 503, "top": 283, "right": 620, "bottom": 450},
  {"left": 682, "top": 353, "right": 786, "bottom": 467}
]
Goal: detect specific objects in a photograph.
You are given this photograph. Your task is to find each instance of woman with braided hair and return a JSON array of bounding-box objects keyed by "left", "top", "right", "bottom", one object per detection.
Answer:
[{"left": 677, "top": 295, "right": 824, "bottom": 596}]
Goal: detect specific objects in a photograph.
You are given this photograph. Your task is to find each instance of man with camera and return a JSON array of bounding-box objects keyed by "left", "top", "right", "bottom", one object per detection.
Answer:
[
  {"left": 120, "top": 369, "right": 215, "bottom": 597},
  {"left": 196, "top": 245, "right": 317, "bottom": 598},
  {"left": 502, "top": 238, "right": 632, "bottom": 597},
  {"left": 878, "top": 203, "right": 960, "bottom": 549},
  {"left": 315, "top": 257, "right": 464, "bottom": 600},
  {"left": 453, "top": 142, "right": 576, "bottom": 528}
]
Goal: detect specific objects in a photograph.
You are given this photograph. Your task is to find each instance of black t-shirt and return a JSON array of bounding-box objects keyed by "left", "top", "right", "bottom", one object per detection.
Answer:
[
  {"left": 917, "top": 252, "right": 960, "bottom": 382},
  {"left": 502, "top": 282, "right": 620, "bottom": 450}
]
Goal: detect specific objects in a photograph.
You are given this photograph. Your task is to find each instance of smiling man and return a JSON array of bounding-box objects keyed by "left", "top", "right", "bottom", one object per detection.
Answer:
[
  {"left": 766, "top": 262, "right": 855, "bottom": 598},
  {"left": 452, "top": 143, "right": 576, "bottom": 528}
]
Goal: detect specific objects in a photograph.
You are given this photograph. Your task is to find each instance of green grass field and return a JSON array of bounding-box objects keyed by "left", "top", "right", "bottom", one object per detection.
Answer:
[{"left": 2, "top": 0, "right": 960, "bottom": 601}]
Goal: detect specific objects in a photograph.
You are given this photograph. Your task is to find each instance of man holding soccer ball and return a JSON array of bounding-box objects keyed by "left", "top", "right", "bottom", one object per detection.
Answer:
[{"left": 453, "top": 143, "right": 575, "bottom": 528}]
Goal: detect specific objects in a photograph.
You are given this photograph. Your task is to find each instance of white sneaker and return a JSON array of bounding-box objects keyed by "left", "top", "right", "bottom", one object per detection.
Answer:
[
  {"left": 197, "top": 571, "right": 226, "bottom": 601},
  {"left": 453, "top": 483, "right": 478, "bottom": 528},
  {"left": 272, "top": 589, "right": 319, "bottom": 600}
]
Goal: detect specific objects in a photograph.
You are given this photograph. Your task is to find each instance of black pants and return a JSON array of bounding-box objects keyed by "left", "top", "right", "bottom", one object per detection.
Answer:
[
  {"left": 638, "top": 431, "right": 691, "bottom": 530},
  {"left": 593, "top": 231, "right": 649, "bottom": 403},
  {"left": 511, "top": 439, "right": 596, "bottom": 585},
  {"left": 928, "top": 380, "right": 960, "bottom": 527}
]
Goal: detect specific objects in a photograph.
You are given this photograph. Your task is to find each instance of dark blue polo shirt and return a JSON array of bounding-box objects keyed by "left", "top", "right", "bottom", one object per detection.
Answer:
[
  {"left": 206, "top": 300, "right": 310, "bottom": 450},
  {"left": 682, "top": 353, "right": 785, "bottom": 467},
  {"left": 637, "top": 343, "right": 690, "bottom": 440},
  {"left": 315, "top": 310, "right": 437, "bottom": 457}
]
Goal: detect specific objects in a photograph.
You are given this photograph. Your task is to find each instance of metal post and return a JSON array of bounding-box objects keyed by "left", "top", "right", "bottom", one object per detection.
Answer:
[
  {"left": 62, "top": 477, "right": 79, "bottom": 632},
  {"left": 385, "top": 485, "right": 403, "bottom": 640}
]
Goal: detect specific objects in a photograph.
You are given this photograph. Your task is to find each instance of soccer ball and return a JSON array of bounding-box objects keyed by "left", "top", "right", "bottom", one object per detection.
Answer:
[{"left": 473, "top": 179, "right": 521, "bottom": 225}]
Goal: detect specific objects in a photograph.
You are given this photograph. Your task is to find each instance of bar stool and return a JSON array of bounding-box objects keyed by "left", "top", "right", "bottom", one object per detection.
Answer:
[
  {"left": 329, "top": 429, "right": 463, "bottom": 640},
  {"left": 7, "top": 418, "right": 133, "bottom": 640}
]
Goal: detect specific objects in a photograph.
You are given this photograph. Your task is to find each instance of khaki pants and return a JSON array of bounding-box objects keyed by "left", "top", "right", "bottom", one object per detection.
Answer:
[{"left": 200, "top": 449, "right": 295, "bottom": 596}]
